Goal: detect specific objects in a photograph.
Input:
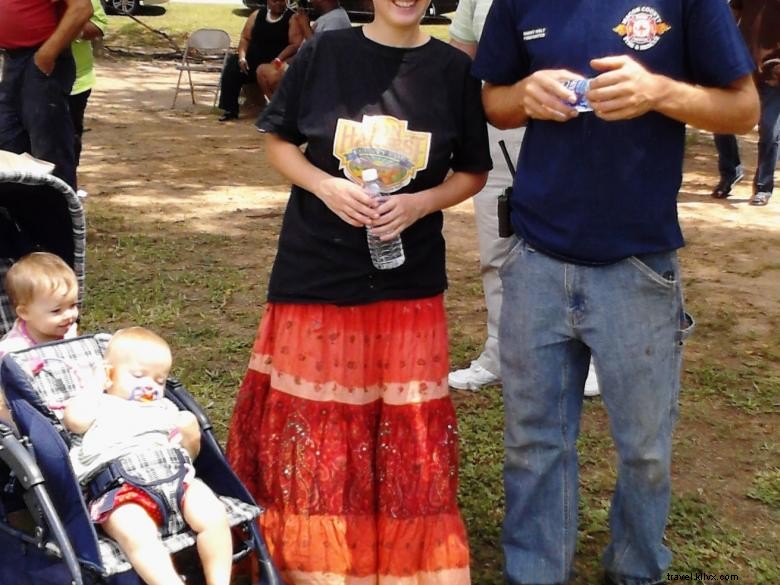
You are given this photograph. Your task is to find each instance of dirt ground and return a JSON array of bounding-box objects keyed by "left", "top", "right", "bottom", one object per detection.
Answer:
[{"left": 78, "top": 58, "right": 779, "bottom": 581}]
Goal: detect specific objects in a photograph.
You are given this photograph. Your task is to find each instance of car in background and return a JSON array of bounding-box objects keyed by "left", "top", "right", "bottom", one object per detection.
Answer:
[
  {"left": 242, "top": 0, "right": 457, "bottom": 24},
  {"left": 101, "top": 0, "right": 168, "bottom": 16}
]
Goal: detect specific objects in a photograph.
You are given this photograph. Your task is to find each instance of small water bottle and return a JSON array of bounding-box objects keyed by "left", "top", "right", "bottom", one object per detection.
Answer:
[{"left": 362, "top": 168, "right": 405, "bottom": 270}]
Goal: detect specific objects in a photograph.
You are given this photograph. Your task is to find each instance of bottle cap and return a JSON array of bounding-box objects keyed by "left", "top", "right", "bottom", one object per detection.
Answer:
[{"left": 361, "top": 168, "right": 378, "bottom": 181}]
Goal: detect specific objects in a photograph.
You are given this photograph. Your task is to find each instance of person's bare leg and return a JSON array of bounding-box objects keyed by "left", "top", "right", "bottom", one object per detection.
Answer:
[
  {"left": 256, "top": 64, "right": 282, "bottom": 101},
  {"left": 182, "top": 479, "right": 232, "bottom": 585},
  {"left": 103, "top": 504, "right": 184, "bottom": 585}
]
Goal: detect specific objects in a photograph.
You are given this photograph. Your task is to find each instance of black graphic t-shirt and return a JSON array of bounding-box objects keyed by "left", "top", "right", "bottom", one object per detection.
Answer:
[{"left": 258, "top": 27, "right": 491, "bottom": 305}]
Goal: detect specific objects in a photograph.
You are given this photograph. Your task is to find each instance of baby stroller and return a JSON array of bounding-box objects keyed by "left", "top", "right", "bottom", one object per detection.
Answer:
[
  {"left": 0, "top": 167, "right": 86, "bottom": 335},
  {"left": 0, "top": 167, "right": 280, "bottom": 583},
  {"left": 0, "top": 334, "right": 281, "bottom": 584}
]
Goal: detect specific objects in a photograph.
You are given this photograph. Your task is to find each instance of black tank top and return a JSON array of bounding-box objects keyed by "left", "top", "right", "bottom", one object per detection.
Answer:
[{"left": 246, "top": 8, "right": 293, "bottom": 68}]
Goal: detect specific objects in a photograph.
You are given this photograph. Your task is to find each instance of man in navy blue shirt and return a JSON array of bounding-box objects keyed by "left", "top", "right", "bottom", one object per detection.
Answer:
[{"left": 472, "top": 2, "right": 759, "bottom": 584}]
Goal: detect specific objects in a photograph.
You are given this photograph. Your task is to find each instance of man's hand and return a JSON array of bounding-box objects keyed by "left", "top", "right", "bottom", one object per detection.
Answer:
[
  {"left": 34, "top": 0, "right": 92, "bottom": 75},
  {"left": 314, "top": 177, "right": 381, "bottom": 227},
  {"left": 518, "top": 69, "right": 583, "bottom": 122},
  {"left": 238, "top": 56, "right": 249, "bottom": 73},
  {"left": 33, "top": 51, "right": 57, "bottom": 76},
  {"left": 370, "top": 194, "right": 427, "bottom": 241},
  {"left": 588, "top": 55, "right": 663, "bottom": 121}
]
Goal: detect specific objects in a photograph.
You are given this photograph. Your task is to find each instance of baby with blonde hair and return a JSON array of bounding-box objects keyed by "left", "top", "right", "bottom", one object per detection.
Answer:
[
  {"left": 0, "top": 252, "right": 79, "bottom": 423},
  {"left": 64, "top": 327, "right": 232, "bottom": 585}
]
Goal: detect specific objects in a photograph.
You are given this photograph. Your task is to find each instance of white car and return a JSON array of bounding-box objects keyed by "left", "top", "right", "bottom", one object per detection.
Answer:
[{"left": 102, "top": 0, "right": 168, "bottom": 15}]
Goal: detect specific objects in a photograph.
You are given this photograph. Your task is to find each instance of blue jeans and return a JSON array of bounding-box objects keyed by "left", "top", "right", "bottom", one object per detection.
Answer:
[
  {"left": 499, "top": 239, "right": 693, "bottom": 585},
  {"left": 0, "top": 46, "right": 77, "bottom": 188},
  {"left": 714, "top": 82, "right": 780, "bottom": 195}
]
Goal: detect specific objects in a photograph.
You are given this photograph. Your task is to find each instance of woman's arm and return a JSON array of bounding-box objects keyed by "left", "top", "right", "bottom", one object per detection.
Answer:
[
  {"left": 371, "top": 171, "right": 488, "bottom": 240},
  {"left": 238, "top": 10, "right": 259, "bottom": 67},
  {"left": 267, "top": 135, "right": 487, "bottom": 237},
  {"left": 265, "top": 133, "right": 381, "bottom": 227}
]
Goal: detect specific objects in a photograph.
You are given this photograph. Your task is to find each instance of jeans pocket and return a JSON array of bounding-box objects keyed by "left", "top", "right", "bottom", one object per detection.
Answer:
[
  {"left": 628, "top": 251, "right": 678, "bottom": 290},
  {"left": 498, "top": 236, "right": 525, "bottom": 278},
  {"left": 676, "top": 310, "right": 695, "bottom": 345}
]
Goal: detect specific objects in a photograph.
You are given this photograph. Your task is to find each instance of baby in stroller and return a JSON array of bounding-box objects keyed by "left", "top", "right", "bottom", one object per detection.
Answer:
[
  {"left": 0, "top": 251, "right": 79, "bottom": 423},
  {"left": 63, "top": 327, "right": 232, "bottom": 585}
]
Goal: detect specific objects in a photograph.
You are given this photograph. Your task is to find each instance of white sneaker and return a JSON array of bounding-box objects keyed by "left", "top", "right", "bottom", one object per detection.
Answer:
[
  {"left": 584, "top": 361, "right": 600, "bottom": 397},
  {"left": 76, "top": 189, "right": 88, "bottom": 199},
  {"left": 448, "top": 361, "right": 500, "bottom": 391}
]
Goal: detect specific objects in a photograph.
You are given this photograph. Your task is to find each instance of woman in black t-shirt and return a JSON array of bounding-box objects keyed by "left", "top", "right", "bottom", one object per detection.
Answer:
[{"left": 226, "top": 1, "right": 491, "bottom": 582}]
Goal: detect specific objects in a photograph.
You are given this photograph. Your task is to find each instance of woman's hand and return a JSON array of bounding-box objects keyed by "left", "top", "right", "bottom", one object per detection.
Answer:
[
  {"left": 314, "top": 177, "right": 381, "bottom": 228},
  {"left": 370, "top": 194, "right": 427, "bottom": 240}
]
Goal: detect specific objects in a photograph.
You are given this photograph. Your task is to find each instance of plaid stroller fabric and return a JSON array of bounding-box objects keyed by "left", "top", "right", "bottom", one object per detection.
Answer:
[{"left": 16, "top": 334, "right": 110, "bottom": 422}]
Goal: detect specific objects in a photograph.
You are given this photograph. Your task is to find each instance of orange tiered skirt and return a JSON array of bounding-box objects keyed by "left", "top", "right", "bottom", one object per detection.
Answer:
[{"left": 226, "top": 295, "right": 470, "bottom": 585}]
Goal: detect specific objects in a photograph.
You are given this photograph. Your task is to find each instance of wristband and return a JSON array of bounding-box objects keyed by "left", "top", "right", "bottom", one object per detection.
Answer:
[{"left": 272, "top": 57, "right": 283, "bottom": 70}]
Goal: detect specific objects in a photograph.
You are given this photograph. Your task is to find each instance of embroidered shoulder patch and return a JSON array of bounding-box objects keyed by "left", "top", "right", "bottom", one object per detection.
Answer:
[{"left": 613, "top": 6, "right": 670, "bottom": 51}]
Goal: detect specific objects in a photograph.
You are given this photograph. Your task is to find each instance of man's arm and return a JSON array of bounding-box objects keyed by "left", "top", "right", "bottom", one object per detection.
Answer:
[
  {"left": 482, "top": 69, "right": 582, "bottom": 129},
  {"left": 587, "top": 55, "right": 759, "bottom": 134},
  {"left": 276, "top": 16, "right": 305, "bottom": 62},
  {"left": 35, "top": 0, "right": 93, "bottom": 75},
  {"left": 450, "top": 36, "right": 476, "bottom": 59},
  {"left": 292, "top": 9, "right": 314, "bottom": 42}
]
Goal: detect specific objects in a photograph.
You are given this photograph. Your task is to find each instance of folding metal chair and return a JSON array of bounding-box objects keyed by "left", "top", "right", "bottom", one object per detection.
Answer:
[{"left": 172, "top": 28, "right": 232, "bottom": 108}]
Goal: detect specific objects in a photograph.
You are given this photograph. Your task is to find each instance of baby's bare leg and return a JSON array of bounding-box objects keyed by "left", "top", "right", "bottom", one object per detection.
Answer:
[
  {"left": 103, "top": 504, "right": 184, "bottom": 585},
  {"left": 182, "top": 479, "right": 232, "bottom": 585}
]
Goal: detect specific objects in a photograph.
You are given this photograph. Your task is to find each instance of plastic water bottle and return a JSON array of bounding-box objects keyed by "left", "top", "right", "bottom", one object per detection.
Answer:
[{"left": 362, "top": 168, "right": 405, "bottom": 270}]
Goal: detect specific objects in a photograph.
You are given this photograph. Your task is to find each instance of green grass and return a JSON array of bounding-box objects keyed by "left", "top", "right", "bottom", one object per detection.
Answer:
[
  {"left": 456, "top": 388, "right": 505, "bottom": 584},
  {"left": 105, "top": 4, "right": 250, "bottom": 50},
  {"left": 747, "top": 468, "right": 780, "bottom": 510}
]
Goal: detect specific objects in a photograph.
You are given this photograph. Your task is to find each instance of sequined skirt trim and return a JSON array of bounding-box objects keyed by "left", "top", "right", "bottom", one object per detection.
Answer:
[{"left": 227, "top": 296, "right": 471, "bottom": 583}]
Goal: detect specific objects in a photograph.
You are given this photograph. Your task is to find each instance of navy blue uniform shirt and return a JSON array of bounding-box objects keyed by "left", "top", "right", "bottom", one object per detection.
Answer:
[{"left": 473, "top": 0, "right": 755, "bottom": 264}]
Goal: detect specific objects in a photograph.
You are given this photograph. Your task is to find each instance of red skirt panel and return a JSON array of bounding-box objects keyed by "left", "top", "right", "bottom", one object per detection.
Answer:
[{"left": 227, "top": 296, "right": 470, "bottom": 584}]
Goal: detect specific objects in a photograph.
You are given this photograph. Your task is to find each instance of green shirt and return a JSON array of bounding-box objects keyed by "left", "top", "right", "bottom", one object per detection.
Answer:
[{"left": 70, "top": 0, "right": 108, "bottom": 96}]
